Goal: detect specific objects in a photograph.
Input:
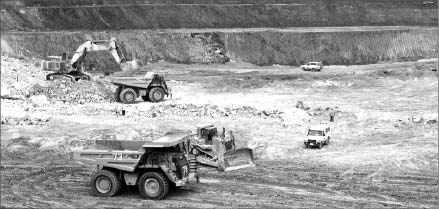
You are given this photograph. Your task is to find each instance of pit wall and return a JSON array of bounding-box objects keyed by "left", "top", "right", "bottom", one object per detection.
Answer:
[
  {"left": 2, "top": 0, "right": 432, "bottom": 7},
  {"left": 0, "top": 31, "right": 228, "bottom": 71},
  {"left": 225, "top": 28, "right": 437, "bottom": 65},
  {"left": 1, "top": 28, "right": 436, "bottom": 66},
  {"left": 1, "top": 2, "right": 437, "bottom": 31}
]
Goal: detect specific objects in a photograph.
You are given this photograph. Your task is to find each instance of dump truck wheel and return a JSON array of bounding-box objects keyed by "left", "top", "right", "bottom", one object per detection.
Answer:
[
  {"left": 115, "top": 87, "right": 122, "bottom": 102},
  {"left": 148, "top": 87, "right": 165, "bottom": 103},
  {"left": 120, "top": 88, "right": 137, "bottom": 104},
  {"left": 138, "top": 172, "right": 169, "bottom": 200},
  {"left": 81, "top": 74, "right": 90, "bottom": 81},
  {"left": 90, "top": 169, "right": 122, "bottom": 197}
]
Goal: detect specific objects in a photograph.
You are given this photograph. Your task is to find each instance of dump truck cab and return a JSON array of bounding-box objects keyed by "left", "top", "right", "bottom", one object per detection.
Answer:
[
  {"left": 72, "top": 131, "right": 197, "bottom": 200},
  {"left": 304, "top": 125, "right": 331, "bottom": 149}
]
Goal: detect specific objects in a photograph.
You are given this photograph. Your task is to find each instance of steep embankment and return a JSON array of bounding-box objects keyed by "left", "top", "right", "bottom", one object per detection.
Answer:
[
  {"left": 1, "top": 31, "right": 228, "bottom": 68},
  {"left": 1, "top": 0, "right": 437, "bottom": 66},
  {"left": 1, "top": 1, "right": 437, "bottom": 31},
  {"left": 1, "top": 27, "right": 436, "bottom": 66},
  {"left": 3, "top": 0, "right": 432, "bottom": 7},
  {"left": 225, "top": 27, "right": 437, "bottom": 65}
]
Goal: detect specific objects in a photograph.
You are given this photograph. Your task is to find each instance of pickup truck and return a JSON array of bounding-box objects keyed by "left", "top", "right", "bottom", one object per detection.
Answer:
[
  {"left": 304, "top": 125, "right": 331, "bottom": 149},
  {"left": 301, "top": 62, "right": 324, "bottom": 72}
]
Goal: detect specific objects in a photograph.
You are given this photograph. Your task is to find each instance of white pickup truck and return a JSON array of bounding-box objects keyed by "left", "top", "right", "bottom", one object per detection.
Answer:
[
  {"left": 304, "top": 125, "right": 331, "bottom": 149},
  {"left": 301, "top": 62, "right": 324, "bottom": 71}
]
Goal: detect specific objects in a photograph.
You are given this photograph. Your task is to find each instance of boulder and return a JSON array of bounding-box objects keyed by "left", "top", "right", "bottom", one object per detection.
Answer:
[
  {"left": 411, "top": 115, "right": 423, "bottom": 123},
  {"left": 1, "top": 86, "right": 10, "bottom": 98},
  {"left": 30, "top": 95, "right": 49, "bottom": 107},
  {"left": 7, "top": 118, "right": 17, "bottom": 125},
  {"left": 280, "top": 108, "right": 311, "bottom": 127},
  {"left": 114, "top": 127, "right": 141, "bottom": 141}
]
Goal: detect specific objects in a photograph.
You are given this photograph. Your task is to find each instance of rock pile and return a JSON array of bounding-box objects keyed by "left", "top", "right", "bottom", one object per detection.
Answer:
[
  {"left": 1, "top": 115, "right": 50, "bottom": 126},
  {"left": 1, "top": 57, "right": 44, "bottom": 99},
  {"left": 1, "top": 57, "right": 114, "bottom": 104},
  {"left": 112, "top": 103, "right": 283, "bottom": 119},
  {"left": 29, "top": 79, "right": 115, "bottom": 104},
  {"left": 410, "top": 114, "right": 438, "bottom": 125}
]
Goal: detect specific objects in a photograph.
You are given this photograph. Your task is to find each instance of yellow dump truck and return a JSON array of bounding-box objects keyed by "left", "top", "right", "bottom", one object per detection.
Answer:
[{"left": 71, "top": 131, "right": 197, "bottom": 200}]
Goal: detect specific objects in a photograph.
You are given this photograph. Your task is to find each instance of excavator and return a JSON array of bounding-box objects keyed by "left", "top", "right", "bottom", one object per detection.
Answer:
[
  {"left": 41, "top": 38, "right": 130, "bottom": 82},
  {"left": 189, "top": 124, "right": 255, "bottom": 171}
]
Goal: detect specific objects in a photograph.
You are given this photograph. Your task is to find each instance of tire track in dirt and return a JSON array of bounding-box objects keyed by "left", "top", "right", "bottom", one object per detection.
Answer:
[{"left": 3, "top": 157, "right": 435, "bottom": 208}]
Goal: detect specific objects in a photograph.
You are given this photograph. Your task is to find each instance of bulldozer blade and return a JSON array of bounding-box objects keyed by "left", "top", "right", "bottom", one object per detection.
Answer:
[{"left": 222, "top": 148, "right": 255, "bottom": 172}]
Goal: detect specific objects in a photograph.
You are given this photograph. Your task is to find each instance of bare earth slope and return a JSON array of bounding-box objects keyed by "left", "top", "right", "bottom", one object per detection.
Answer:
[
  {"left": 1, "top": 0, "right": 437, "bottom": 31},
  {"left": 2, "top": 27, "right": 436, "bottom": 66}
]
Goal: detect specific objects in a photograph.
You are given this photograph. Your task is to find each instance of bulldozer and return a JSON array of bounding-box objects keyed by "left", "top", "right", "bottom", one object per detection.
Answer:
[
  {"left": 189, "top": 124, "right": 255, "bottom": 171},
  {"left": 41, "top": 38, "right": 135, "bottom": 82}
]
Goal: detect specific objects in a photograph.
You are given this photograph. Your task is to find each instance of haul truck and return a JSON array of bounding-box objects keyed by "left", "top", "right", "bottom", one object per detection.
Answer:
[{"left": 71, "top": 131, "right": 198, "bottom": 200}]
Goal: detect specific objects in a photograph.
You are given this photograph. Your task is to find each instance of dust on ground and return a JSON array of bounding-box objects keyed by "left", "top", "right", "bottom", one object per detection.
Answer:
[{"left": 1, "top": 56, "right": 438, "bottom": 208}]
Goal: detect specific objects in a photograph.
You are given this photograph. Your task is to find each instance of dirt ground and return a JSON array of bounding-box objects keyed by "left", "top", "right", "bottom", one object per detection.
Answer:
[{"left": 1, "top": 57, "right": 438, "bottom": 208}]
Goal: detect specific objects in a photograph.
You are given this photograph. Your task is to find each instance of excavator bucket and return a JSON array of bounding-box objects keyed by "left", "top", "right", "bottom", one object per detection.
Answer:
[{"left": 222, "top": 148, "right": 255, "bottom": 171}]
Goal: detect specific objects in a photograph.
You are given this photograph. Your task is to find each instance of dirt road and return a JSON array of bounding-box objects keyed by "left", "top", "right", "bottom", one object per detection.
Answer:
[
  {"left": 1, "top": 58, "right": 438, "bottom": 208},
  {"left": 1, "top": 146, "right": 436, "bottom": 208}
]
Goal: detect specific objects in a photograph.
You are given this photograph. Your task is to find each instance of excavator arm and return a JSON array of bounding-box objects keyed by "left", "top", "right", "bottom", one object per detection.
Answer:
[{"left": 70, "top": 38, "right": 127, "bottom": 70}]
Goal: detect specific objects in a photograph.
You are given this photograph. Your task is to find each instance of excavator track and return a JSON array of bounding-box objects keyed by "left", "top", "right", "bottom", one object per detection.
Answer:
[{"left": 46, "top": 73, "right": 76, "bottom": 82}]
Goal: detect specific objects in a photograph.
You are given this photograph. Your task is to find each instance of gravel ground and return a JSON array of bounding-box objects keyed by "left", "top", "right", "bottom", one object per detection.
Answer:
[{"left": 1, "top": 56, "right": 438, "bottom": 208}]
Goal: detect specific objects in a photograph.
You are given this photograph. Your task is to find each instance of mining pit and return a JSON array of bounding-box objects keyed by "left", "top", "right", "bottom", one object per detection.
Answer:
[{"left": 1, "top": 0, "right": 438, "bottom": 208}]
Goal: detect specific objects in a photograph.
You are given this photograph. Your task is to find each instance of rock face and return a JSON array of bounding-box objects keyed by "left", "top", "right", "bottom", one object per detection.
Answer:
[
  {"left": 1, "top": 0, "right": 437, "bottom": 66},
  {"left": 224, "top": 28, "right": 437, "bottom": 65},
  {"left": 1, "top": 27, "right": 436, "bottom": 66},
  {"left": 1, "top": 32, "right": 229, "bottom": 66},
  {"left": 1, "top": 1, "right": 437, "bottom": 31}
]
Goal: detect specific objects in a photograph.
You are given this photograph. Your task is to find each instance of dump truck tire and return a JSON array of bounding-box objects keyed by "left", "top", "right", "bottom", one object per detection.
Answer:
[
  {"left": 119, "top": 88, "right": 137, "bottom": 104},
  {"left": 115, "top": 86, "right": 122, "bottom": 102},
  {"left": 80, "top": 74, "right": 91, "bottom": 81},
  {"left": 138, "top": 172, "right": 169, "bottom": 200},
  {"left": 148, "top": 87, "right": 165, "bottom": 103},
  {"left": 90, "top": 169, "right": 122, "bottom": 197},
  {"left": 46, "top": 74, "right": 53, "bottom": 80}
]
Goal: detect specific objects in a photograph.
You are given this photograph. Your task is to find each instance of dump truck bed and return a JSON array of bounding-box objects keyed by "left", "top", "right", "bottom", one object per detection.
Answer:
[
  {"left": 110, "top": 76, "right": 153, "bottom": 89},
  {"left": 72, "top": 131, "right": 191, "bottom": 172}
]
